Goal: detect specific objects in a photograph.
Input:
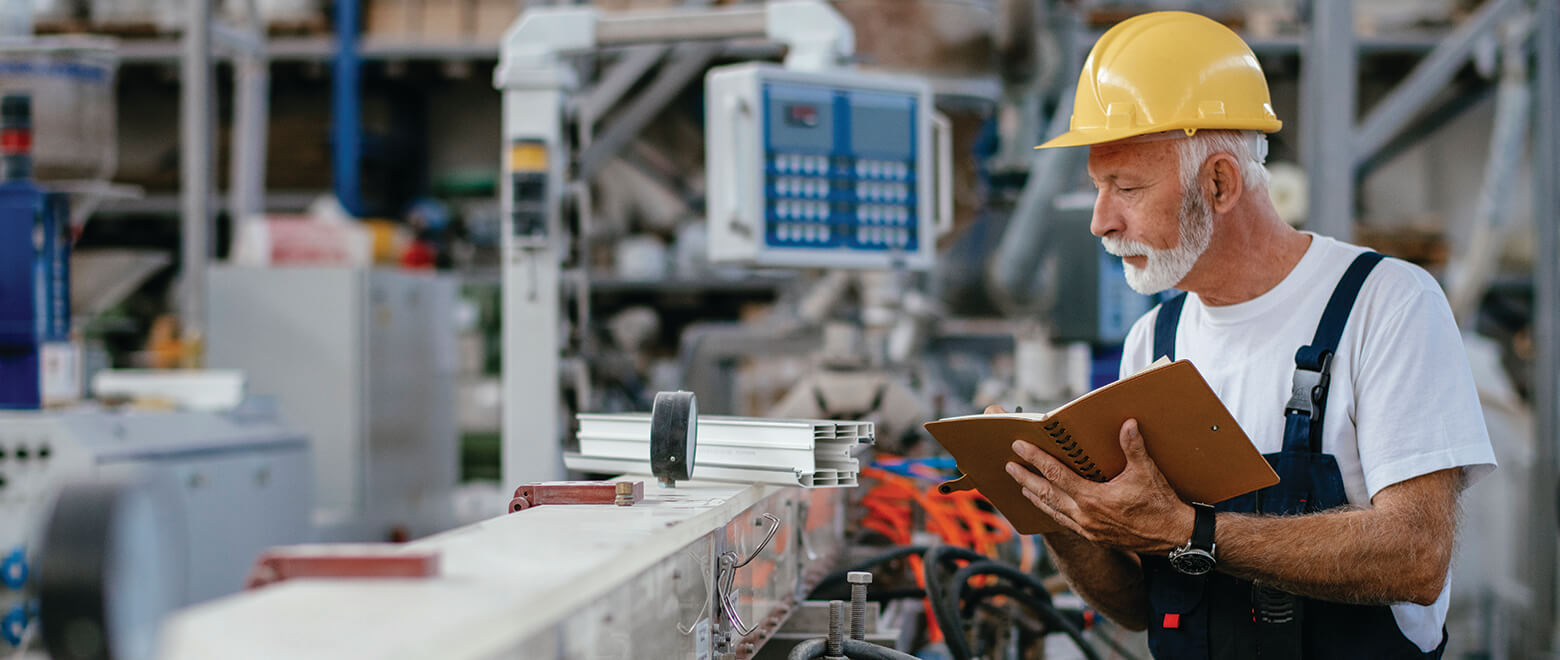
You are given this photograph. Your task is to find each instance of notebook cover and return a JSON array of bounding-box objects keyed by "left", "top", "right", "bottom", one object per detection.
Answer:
[{"left": 924, "top": 360, "right": 1280, "bottom": 534}]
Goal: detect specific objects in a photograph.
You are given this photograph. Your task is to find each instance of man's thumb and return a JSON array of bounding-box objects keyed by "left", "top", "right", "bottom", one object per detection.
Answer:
[{"left": 1120, "top": 419, "right": 1149, "bottom": 462}]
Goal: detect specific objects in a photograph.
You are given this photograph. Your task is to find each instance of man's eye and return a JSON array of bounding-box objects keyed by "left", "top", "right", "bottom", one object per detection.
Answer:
[{"left": 1117, "top": 186, "right": 1138, "bottom": 193}]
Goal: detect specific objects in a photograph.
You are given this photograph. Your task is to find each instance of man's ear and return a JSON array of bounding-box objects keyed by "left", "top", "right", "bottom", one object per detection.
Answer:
[{"left": 1205, "top": 154, "right": 1243, "bottom": 214}]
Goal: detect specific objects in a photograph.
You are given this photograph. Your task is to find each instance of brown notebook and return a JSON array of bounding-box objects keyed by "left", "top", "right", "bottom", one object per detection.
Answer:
[{"left": 924, "top": 359, "right": 1279, "bottom": 534}]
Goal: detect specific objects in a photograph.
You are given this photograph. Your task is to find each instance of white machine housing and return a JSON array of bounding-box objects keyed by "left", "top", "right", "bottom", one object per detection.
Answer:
[
  {"left": 0, "top": 408, "right": 312, "bottom": 608},
  {"left": 706, "top": 63, "right": 951, "bottom": 271}
]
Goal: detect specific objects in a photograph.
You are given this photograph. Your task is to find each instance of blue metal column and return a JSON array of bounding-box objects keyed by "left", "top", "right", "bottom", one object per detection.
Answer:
[{"left": 333, "top": 0, "right": 362, "bottom": 216}]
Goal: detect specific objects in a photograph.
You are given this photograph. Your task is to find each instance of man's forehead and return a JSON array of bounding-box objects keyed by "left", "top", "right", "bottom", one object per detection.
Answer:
[{"left": 1088, "top": 138, "right": 1178, "bottom": 176}]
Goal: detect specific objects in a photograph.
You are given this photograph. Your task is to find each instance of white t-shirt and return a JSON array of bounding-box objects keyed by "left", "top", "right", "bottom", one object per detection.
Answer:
[{"left": 1119, "top": 233, "right": 1497, "bottom": 652}]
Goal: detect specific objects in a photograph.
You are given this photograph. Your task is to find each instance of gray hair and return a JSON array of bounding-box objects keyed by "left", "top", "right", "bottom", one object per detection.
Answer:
[{"left": 1176, "top": 130, "right": 1270, "bottom": 196}]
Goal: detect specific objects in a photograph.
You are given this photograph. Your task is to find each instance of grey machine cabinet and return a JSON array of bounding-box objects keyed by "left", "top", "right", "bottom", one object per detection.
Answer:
[{"left": 207, "top": 266, "right": 458, "bottom": 539}]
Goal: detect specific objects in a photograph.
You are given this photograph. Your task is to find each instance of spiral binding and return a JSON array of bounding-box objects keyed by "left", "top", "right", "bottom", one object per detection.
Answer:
[{"left": 1043, "top": 420, "right": 1106, "bottom": 482}]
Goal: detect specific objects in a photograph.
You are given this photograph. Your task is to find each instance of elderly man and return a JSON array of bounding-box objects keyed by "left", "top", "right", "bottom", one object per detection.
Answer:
[{"left": 998, "top": 11, "right": 1497, "bottom": 659}]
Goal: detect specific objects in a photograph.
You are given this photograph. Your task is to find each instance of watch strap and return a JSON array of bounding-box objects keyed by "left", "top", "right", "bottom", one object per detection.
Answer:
[{"left": 1190, "top": 503, "right": 1215, "bottom": 552}]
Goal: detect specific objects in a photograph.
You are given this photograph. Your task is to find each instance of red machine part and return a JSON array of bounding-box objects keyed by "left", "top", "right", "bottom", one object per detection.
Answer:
[
  {"left": 245, "top": 546, "right": 440, "bottom": 590},
  {"left": 508, "top": 480, "right": 644, "bottom": 513}
]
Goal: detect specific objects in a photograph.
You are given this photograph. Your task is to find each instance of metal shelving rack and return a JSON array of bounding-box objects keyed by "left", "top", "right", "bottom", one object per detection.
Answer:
[{"left": 119, "top": 35, "right": 504, "bottom": 63}]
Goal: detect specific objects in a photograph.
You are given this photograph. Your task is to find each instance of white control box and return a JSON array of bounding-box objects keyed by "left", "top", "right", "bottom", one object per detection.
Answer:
[{"left": 705, "top": 63, "right": 950, "bottom": 270}]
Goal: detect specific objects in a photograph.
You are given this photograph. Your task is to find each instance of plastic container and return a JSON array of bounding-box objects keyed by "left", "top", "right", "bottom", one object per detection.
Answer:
[{"left": 0, "top": 37, "right": 118, "bottom": 182}]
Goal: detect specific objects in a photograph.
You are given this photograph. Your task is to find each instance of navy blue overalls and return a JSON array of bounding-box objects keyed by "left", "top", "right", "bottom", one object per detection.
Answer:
[{"left": 1138, "top": 252, "right": 1447, "bottom": 659}]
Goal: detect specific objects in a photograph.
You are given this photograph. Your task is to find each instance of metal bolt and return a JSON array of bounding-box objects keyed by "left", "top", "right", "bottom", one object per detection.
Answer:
[
  {"left": 826, "top": 600, "right": 845, "bottom": 659},
  {"left": 614, "top": 481, "right": 635, "bottom": 506},
  {"left": 847, "top": 571, "right": 872, "bottom": 641}
]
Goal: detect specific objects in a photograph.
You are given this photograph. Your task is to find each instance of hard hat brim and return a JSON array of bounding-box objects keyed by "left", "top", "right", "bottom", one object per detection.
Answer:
[
  {"left": 1035, "top": 118, "right": 1282, "bottom": 150},
  {"left": 1034, "top": 128, "right": 1129, "bottom": 150}
]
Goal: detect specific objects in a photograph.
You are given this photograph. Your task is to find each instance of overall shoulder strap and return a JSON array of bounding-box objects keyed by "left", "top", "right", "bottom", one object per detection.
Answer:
[
  {"left": 1297, "top": 251, "right": 1386, "bottom": 369},
  {"left": 1152, "top": 292, "right": 1188, "bottom": 362},
  {"left": 1285, "top": 251, "right": 1385, "bottom": 453}
]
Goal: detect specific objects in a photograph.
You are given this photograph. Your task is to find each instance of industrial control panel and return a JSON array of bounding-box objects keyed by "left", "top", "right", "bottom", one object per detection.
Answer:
[{"left": 705, "top": 64, "right": 950, "bottom": 270}]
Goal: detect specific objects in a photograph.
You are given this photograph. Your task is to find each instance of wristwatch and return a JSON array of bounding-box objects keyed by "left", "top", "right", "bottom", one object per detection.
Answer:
[{"left": 1168, "top": 503, "right": 1217, "bottom": 576}]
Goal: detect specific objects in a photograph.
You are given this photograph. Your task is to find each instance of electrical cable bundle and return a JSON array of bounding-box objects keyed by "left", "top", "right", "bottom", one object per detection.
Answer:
[
  {"left": 810, "top": 543, "right": 1143, "bottom": 660},
  {"left": 853, "top": 463, "right": 1039, "bottom": 646},
  {"left": 807, "top": 459, "right": 1143, "bottom": 659}
]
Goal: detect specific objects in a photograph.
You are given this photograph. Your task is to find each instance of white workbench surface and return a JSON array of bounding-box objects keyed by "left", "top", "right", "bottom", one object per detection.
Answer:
[{"left": 160, "top": 480, "right": 776, "bottom": 659}]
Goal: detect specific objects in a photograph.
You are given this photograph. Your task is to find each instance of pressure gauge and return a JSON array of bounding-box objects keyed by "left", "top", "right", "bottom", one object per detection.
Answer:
[{"left": 650, "top": 391, "right": 698, "bottom": 487}]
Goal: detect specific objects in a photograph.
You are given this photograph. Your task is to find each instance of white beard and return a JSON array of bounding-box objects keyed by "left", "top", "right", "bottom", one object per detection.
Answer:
[{"left": 1101, "top": 186, "right": 1214, "bottom": 295}]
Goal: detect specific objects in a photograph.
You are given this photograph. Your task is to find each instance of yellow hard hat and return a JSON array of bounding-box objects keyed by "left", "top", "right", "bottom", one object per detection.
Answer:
[{"left": 1036, "top": 11, "right": 1281, "bottom": 149}]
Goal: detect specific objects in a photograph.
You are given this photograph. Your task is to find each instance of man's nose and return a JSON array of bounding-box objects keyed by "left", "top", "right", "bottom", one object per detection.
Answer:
[{"left": 1090, "top": 192, "right": 1122, "bottom": 238}]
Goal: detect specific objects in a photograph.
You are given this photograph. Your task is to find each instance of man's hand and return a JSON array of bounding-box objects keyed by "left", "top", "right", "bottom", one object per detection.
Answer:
[{"left": 1004, "top": 418, "right": 1193, "bottom": 554}]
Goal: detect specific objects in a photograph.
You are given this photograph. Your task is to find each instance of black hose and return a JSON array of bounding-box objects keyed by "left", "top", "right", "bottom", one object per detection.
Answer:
[
  {"left": 788, "top": 639, "right": 824, "bottom": 660},
  {"left": 947, "top": 560, "right": 1102, "bottom": 660},
  {"left": 922, "top": 545, "right": 978, "bottom": 660},
  {"left": 808, "top": 544, "right": 1115, "bottom": 660},
  {"left": 958, "top": 584, "right": 1146, "bottom": 660},
  {"left": 812, "top": 545, "right": 986, "bottom": 600},
  {"left": 810, "top": 545, "right": 930, "bottom": 597},
  {"left": 866, "top": 587, "right": 928, "bottom": 603},
  {"left": 959, "top": 584, "right": 1044, "bottom": 618},
  {"left": 787, "top": 638, "right": 923, "bottom": 660}
]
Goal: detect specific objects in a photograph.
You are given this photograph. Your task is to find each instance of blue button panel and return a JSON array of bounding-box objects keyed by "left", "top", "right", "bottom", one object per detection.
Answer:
[
  {"left": 1, "top": 604, "right": 26, "bottom": 647},
  {"left": 761, "top": 82, "right": 919, "bottom": 253},
  {"left": 0, "top": 548, "right": 23, "bottom": 591}
]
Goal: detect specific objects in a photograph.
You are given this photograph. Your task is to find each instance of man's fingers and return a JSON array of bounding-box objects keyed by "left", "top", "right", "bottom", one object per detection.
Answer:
[
  {"left": 984, "top": 404, "right": 1007, "bottom": 414},
  {"left": 1017, "top": 485, "right": 1087, "bottom": 537},
  {"left": 1012, "top": 440, "right": 1091, "bottom": 491},
  {"left": 1005, "top": 461, "right": 1082, "bottom": 520}
]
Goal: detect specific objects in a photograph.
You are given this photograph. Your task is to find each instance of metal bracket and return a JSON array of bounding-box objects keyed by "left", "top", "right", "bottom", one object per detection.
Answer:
[{"left": 716, "top": 513, "right": 781, "bottom": 636}]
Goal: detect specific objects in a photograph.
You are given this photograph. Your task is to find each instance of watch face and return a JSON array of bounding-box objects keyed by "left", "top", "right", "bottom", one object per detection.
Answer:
[{"left": 1170, "top": 549, "right": 1215, "bottom": 576}]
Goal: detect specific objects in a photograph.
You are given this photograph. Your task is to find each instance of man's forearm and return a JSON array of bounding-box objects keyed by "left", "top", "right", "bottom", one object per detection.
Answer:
[
  {"left": 1214, "top": 470, "right": 1460, "bottom": 606},
  {"left": 1043, "top": 530, "right": 1148, "bottom": 630}
]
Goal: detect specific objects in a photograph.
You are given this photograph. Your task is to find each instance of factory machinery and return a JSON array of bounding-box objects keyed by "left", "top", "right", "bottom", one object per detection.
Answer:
[
  {"left": 0, "top": 90, "right": 319, "bottom": 658},
  {"left": 155, "top": 394, "right": 1109, "bottom": 659},
  {"left": 0, "top": 407, "right": 313, "bottom": 655},
  {"left": 149, "top": 3, "right": 1114, "bottom": 659},
  {"left": 1, "top": 1, "right": 1546, "bottom": 658}
]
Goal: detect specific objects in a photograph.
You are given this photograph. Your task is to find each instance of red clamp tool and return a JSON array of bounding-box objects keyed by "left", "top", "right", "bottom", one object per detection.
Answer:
[{"left": 508, "top": 480, "right": 645, "bottom": 513}]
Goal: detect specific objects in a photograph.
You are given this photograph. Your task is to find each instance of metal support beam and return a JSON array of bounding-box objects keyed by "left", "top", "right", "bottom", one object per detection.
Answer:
[
  {"left": 987, "top": 91, "right": 1084, "bottom": 311},
  {"left": 228, "top": 0, "right": 269, "bottom": 223},
  {"left": 987, "top": 7, "right": 1085, "bottom": 310},
  {"left": 1447, "top": 17, "right": 1531, "bottom": 325},
  {"left": 1352, "top": 0, "right": 1523, "bottom": 170},
  {"left": 1302, "top": 0, "right": 1355, "bottom": 240},
  {"left": 573, "top": 44, "right": 669, "bottom": 135},
  {"left": 577, "top": 41, "right": 722, "bottom": 180},
  {"left": 1526, "top": 0, "right": 1559, "bottom": 655},
  {"left": 181, "top": 0, "right": 214, "bottom": 346},
  {"left": 595, "top": 6, "right": 765, "bottom": 44},
  {"left": 1355, "top": 82, "right": 1494, "bottom": 183}
]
